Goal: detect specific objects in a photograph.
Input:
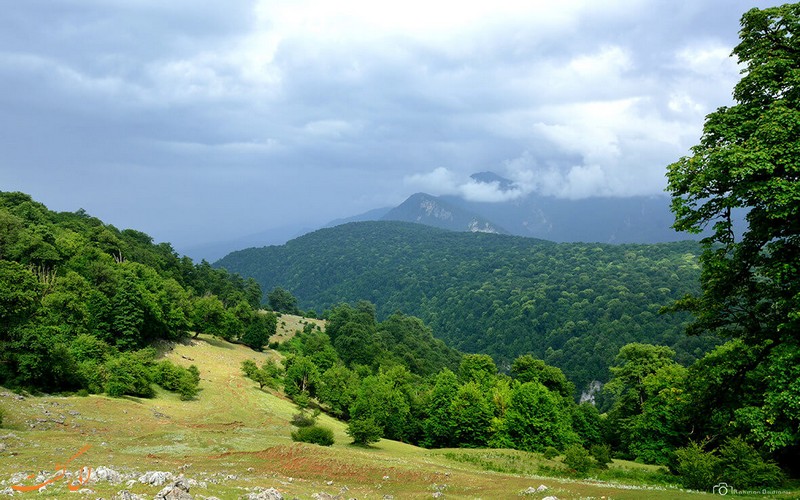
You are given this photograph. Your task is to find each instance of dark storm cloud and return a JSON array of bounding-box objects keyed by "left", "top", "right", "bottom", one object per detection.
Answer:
[{"left": 0, "top": 1, "right": 784, "bottom": 253}]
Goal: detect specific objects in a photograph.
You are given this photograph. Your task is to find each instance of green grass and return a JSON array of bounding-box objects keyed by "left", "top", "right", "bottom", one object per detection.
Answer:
[{"left": 0, "top": 334, "right": 796, "bottom": 499}]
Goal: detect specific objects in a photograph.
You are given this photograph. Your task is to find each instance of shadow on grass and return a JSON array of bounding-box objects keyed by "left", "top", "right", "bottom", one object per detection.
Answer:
[
  {"left": 196, "top": 335, "right": 235, "bottom": 350},
  {"left": 349, "top": 443, "right": 380, "bottom": 450}
]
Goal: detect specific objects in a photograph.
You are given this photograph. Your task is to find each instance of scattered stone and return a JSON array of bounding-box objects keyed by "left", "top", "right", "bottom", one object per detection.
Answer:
[
  {"left": 76, "top": 488, "right": 95, "bottom": 495},
  {"left": 138, "top": 471, "right": 175, "bottom": 487},
  {"left": 151, "top": 409, "right": 169, "bottom": 419},
  {"left": 325, "top": 480, "right": 334, "bottom": 485},
  {"left": 186, "top": 478, "right": 207, "bottom": 489},
  {"left": 68, "top": 410, "right": 80, "bottom": 416},
  {"left": 0, "top": 487, "right": 14, "bottom": 496},
  {"left": 537, "top": 485, "right": 548, "bottom": 492},
  {"left": 242, "top": 487, "right": 283, "bottom": 500},
  {"left": 155, "top": 478, "right": 192, "bottom": 499},
  {"left": 311, "top": 493, "right": 339, "bottom": 500},
  {"left": 432, "top": 492, "right": 444, "bottom": 499},
  {"left": 383, "top": 496, "right": 394, "bottom": 500},
  {"left": 0, "top": 444, "right": 6, "bottom": 454},
  {"left": 113, "top": 490, "right": 146, "bottom": 500},
  {"left": 246, "top": 468, "right": 254, "bottom": 473},
  {"left": 10, "top": 472, "right": 29, "bottom": 484},
  {"left": 382, "top": 475, "right": 390, "bottom": 481},
  {"left": 542, "top": 497, "right": 559, "bottom": 500},
  {"left": 93, "top": 466, "right": 123, "bottom": 484},
  {"left": 521, "top": 487, "right": 536, "bottom": 495}
]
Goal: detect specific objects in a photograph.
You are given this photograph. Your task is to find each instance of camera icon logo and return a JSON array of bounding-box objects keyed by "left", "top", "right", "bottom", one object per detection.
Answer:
[{"left": 713, "top": 482, "right": 730, "bottom": 496}]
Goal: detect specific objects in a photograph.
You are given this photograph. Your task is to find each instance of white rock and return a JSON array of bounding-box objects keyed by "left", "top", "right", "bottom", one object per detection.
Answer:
[
  {"left": 93, "top": 466, "right": 123, "bottom": 484},
  {"left": 138, "top": 471, "right": 175, "bottom": 487}
]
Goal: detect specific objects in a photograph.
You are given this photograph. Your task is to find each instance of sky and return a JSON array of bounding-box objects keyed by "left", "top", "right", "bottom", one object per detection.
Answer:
[{"left": 0, "top": 0, "right": 783, "bottom": 256}]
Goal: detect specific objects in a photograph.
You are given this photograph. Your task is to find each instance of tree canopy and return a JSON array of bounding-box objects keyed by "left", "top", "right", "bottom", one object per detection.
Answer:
[
  {"left": 666, "top": 3, "right": 800, "bottom": 474},
  {"left": 217, "top": 221, "right": 713, "bottom": 390},
  {"left": 0, "top": 191, "right": 271, "bottom": 395}
]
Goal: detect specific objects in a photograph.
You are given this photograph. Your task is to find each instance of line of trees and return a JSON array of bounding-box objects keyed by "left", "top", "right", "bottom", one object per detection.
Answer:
[{"left": 244, "top": 308, "right": 788, "bottom": 489}]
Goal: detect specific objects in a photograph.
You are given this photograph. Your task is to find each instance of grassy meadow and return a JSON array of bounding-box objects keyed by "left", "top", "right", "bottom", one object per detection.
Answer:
[{"left": 0, "top": 322, "right": 795, "bottom": 499}]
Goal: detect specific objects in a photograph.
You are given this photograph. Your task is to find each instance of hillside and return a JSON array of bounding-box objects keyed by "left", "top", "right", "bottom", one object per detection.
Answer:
[
  {"left": 0, "top": 191, "right": 274, "bottom": 396},
  {"left": 0, "top": 334, "right": 752, "bottom": 499},
  {"left": 216, "top": 221, "right": 716, "bottom": 391}
]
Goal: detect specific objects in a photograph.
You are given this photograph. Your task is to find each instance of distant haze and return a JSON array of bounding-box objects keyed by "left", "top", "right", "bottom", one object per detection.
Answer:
[{"left": 0, "top": 1, "right": 780, "bottom": 254}]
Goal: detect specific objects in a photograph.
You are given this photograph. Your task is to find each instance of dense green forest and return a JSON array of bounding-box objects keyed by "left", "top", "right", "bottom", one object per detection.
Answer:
[
  {"left": 217, "top": 221, "right": 716, "bottom": 391},
  {"left": 0, "top": 191, "right": 275, "bottom": 396}
]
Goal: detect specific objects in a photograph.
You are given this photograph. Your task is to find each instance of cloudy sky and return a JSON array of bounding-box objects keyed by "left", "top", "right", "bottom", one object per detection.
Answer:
[{"left": 0, "top": 1, "right": 780, "bottom": 255}]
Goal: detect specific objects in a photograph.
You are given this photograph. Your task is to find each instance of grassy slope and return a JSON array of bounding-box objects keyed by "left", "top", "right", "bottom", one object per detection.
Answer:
[{"left": 0, "top": 331, "right": 793, "bottom": 499}]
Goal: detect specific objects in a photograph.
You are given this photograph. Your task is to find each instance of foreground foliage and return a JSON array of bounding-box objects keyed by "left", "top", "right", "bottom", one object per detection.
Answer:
[{"left": 666, "top": 2, "right": 800, "bottom": 478}]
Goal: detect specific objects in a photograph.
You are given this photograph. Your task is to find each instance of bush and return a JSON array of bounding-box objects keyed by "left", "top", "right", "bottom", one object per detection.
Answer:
[
  {"left": 291, "top": 411, "right": 317, "bottom": 428},
  {"left": 104, "top": 353, "right": 154, "bottom": 398},
  {"left": 564, "top": 445, "right": 593, "bottom": 475},
  {"left": 590, "top": 444, "right": 612, "bottom": 469},
  {"left": 153, "top": 361, "right": 200, "bottom": 400},
  {"left": 675, "top": 441, "right": 720, "bottom": 490},
  {"left": 543, "top": 447, "right": 560, "bottom": 460},
  {"left": 675, "top": 438, "right": 784, "bottom": 491},
  {"left": 0, "top": 407, "right": 4, "bottom": 427},
  {"left": 718, "top": 437, "right": 784, "bottom": 489},
  {"left": 291, "top": 425, "right": 334, "bottom": 446},
  {"left": 347, "top": 417, "right": 383, "bottom": 446}
]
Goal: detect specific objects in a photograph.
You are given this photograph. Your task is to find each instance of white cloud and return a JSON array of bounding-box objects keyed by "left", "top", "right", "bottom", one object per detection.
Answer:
[
  {"left": 404, "top": 167, "right": 530, "bottom": 202},
  {"left": 1, "top": 0, "right": 785, "bottom": 251}
]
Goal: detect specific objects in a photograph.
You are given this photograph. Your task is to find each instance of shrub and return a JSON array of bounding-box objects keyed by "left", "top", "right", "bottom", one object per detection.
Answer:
[
  {"left": 291, "top": 425, "right": 334, "bottom": 446},
  {"left": 153, "top": 361, "right": 200, "bottom": 400},
  {"left": 718, "top": 437, "right": 784, "bottom": 489},
  {"left": 674, "top": 441, "right": 720, "bottom": 490},
  {"left": 543, "top": 447, "right": 560, "bottom": 460},
  {"left": 347, "top": 417, "right": 383, "bottom": 446},
  {"left": 291, "top": 411, "right": 317, "bottom": 428},
  {"left": 0, "top": 407, "right": 4, "bottom": 427},
  {"left": 564, "top": 445, "right": 593, "bottom": 475},
  {"left": 104, "top": 353, "right": 154, "bottom": 398},
  {"left": 590, "top": 444, "right": 612, "bottom": 469}
]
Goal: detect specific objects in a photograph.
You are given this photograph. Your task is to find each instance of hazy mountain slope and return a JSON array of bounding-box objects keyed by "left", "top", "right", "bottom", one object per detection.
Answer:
[
  {"left": 216, "top": 221, "right": 715, "bottom": 390},
  {"left": 325, "top": 206, "right": 393, "bottom": 227},
  {"left": 381, "top": 192, "right": 507, "bottom": 234},
  {"left": 445, "top": 193, "right": 681, "bottom": 243}
]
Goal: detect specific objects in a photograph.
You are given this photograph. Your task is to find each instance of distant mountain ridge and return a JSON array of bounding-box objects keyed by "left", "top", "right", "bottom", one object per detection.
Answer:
[{"left": 328, "top": 171, "right": 690, "bottom": 244}]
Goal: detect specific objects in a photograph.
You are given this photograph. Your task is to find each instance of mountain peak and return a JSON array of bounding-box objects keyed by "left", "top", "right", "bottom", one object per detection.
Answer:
[
  {"left": 382, "top": 193, "right": 507, "bottom": 234},
  {"left": 470, "top": 171, "right": 515, "bottom": 192}
]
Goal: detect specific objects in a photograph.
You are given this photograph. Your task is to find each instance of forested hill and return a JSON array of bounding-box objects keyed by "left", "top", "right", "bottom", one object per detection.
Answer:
[
  {"left": 0, "top": 191, "right": 276, "bottom": 394},
  {"left": 217, "top": 221, "right": 716, "bottom": 390}
]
